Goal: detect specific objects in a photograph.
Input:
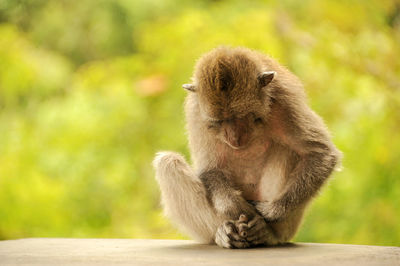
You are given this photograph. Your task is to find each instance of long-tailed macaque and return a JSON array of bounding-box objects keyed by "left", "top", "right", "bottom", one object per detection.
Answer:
[{"left": 153, "top": 47, "right": 341, "bottom": 248}]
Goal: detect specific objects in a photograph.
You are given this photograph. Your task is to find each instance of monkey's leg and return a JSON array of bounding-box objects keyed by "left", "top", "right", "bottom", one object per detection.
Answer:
[
  {"left": 242, "top": 203, "right": 306, "bottom": 246},
  {"left": 200, "top": 169, "right": 259, "bottom": 220},
  {"left": 200, "top": 170, "right": 272, "bottom": 248},
  {"left": 153, "top": 151, "right": 245, "bottom": 246}
]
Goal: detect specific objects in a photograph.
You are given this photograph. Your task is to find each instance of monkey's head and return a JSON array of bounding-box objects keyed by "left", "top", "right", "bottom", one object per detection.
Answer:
[{"left": 183, "top": 47, "right": 276, "bottom": 149}]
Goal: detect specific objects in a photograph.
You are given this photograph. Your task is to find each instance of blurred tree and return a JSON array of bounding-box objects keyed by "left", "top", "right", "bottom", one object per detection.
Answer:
[{"left": 0, "top": 0, "right": 399, "bottom": 245}]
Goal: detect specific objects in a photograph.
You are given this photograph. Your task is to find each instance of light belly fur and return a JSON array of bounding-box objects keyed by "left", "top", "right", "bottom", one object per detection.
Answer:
[{"left": 217, "top": 140, "right": 289, "bottom": 202}]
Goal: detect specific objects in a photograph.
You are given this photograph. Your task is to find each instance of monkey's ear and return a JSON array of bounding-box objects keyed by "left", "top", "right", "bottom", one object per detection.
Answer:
[
  {"left": 182, "top": 84, "right": 196, "bottom": 92},
  {"left": 258, "top": 71, "right": 276, "bottom": 87}
]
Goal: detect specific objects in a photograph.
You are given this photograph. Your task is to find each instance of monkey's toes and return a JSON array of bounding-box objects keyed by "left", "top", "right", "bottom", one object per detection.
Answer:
[
  {"left": 216, "top": 221, "right": 249, "bottom": 249},
  {"left": 238, "top": 223, "right": 249, "bottom": 238},
  {"left": 239, "top": 214, "right": 248, "bottom": 223}
]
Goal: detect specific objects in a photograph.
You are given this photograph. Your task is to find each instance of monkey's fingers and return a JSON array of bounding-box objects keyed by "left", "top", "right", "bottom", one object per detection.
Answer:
[
  {"left": 239, "top": 214, "right": 248, "bottom": 223},
  {"left": 247, "top": 235, "right": 268, "bottom": 247},
  {"left": 245, "top": 215, "right": 268, "bottom": 242},
  {"left": 238, "top": 223, "right": 249, "bottom": 238},
  {"left": 233, "top": 219, "right": 249, "bottom": 238},
  {"left": 231, "top": 240, "right": 250, "bottom": 249},
  {"left": 216, "top": 222, "right": 249, "bottom": 249},
  {"left": 246, "top": 225, "right": 268, "bottom": 242},
  {"left": 247, "top": 215, "right": 265, "bottom": 228},
  {"left": 223, "top": 221, "right": 245, "bottom": 241}
]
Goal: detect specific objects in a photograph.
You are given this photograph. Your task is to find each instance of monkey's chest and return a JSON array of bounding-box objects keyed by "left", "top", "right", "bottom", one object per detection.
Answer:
[
  {"left": 218, "top": 142, "right": 287, "bottom": 202},
  {"left": 234, "top": 164, "right": 286, "bottom": 202}
]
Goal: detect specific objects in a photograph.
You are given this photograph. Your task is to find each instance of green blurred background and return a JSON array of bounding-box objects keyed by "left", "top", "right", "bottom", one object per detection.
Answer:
[{"left": 0, "top": 0, "right": 399, "bottom": 246}]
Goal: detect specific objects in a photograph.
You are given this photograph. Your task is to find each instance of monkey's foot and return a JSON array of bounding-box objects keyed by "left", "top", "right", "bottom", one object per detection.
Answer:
[
  {"left": 215, "top": 220, "right": 249, "bottom": 249},
  {"left": 237, "top": 214, "right": 278, "bottom": 247}
]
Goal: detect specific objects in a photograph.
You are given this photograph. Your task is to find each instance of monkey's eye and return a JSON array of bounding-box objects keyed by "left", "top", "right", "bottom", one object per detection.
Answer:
[
  {"left": 254, "top": 117, "right": 263, "bottom": 124},
  {"left": 207, "top": 120, "right": 223, "bottom": 129}
]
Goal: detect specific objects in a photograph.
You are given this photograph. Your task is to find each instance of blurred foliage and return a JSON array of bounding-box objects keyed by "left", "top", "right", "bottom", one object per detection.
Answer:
[{"left": 0, "top": 0, "right": 399, "bottom": 245}]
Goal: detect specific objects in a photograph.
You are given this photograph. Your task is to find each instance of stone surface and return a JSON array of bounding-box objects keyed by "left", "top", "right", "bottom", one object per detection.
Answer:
[{"left": 0, "top": 238, "right": 399, "bottom": 266}]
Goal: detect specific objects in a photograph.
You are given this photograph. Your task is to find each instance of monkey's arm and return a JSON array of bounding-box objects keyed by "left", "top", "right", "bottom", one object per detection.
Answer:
[
  {"left": 258, "top": 101, "right": 341, "bottom": 221},
  {"left": 200, "top": 169, "right": 259, "bottom": 220},
  {"left": 200, "top": 169, "right": 274, "bottom": 248}
]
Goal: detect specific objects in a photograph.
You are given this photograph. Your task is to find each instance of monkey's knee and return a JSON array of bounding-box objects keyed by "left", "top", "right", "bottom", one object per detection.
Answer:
[
  {"left": 153, "top": 152, "right": 218, "bottom": 243},
  {"left": 269, "top": 209, "right": 305, "bottom": 244},
  {"left": 153, "top": 151, "right": 192, "bottom": 181},
  {"left": 153, "top": 151, "right": 186, "bottom": 171}
]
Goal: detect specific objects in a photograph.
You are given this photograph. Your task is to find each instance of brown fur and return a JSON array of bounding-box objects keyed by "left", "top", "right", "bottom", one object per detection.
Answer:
[{"left": 153, "top": 46, "right": 341, "bottom": 248}]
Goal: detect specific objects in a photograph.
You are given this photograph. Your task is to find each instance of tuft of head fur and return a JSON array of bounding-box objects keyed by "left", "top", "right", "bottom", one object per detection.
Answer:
[
  {"left": 191, "top": 46, "right": 282, "bottom": 121},
  {"left": 184, "top": 47, "right": 284, "bottom": 148},
  {"left": 195, "top": 47, "right": 262, "bottom": 94}
]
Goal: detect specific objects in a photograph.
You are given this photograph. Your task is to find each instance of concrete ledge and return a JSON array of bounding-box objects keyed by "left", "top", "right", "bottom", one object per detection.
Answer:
[{"left": 0, "top": 238, "right": 399, "bottom": 266}]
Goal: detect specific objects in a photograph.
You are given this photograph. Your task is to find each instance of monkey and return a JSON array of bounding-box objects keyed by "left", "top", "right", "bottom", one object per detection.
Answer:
[{"left": 153, "top": 46, "right": 341, "bottom": 249}]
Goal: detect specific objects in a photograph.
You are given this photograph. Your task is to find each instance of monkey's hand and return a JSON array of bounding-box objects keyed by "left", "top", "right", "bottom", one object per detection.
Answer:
[{"left": 215, "top": 219, "right": 250, "bottom": 249}]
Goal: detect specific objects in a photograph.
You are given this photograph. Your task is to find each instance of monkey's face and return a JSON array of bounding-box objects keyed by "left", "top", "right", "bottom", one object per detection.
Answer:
[
  {"left": 198, "top": 85, "right": 273, "bottom": 149},
  {"left": 183, "top": 47, "right": 276, "bottom": 149},
  {"left": 205, "top": 112, "right": 265, "bottom": 149},
  {"left": 194, "top": 68, "right": 275, "bottom": 149}
]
